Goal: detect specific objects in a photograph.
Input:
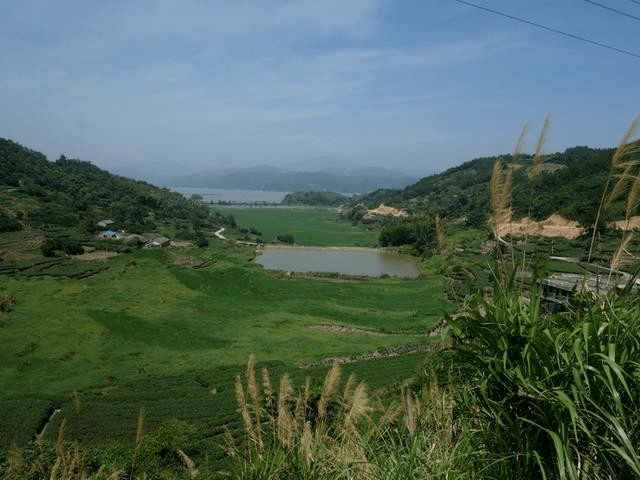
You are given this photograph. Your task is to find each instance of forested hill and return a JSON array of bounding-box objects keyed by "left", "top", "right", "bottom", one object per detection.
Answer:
[
  {"left": 356, "top": 146, "right": 614, "bottom": 228},
  {"left": 0, "top": 138, "right": 209, "bottom": 234}
]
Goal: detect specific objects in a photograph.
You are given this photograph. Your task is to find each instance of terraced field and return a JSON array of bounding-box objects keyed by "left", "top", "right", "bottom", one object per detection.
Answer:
[{"left": 0, "top": 212, "right": 450, "bottom": 466}]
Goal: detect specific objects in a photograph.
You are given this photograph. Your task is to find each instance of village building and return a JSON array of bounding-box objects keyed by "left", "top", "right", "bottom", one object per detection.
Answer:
[
  {"left": 145, "top": 236, "right": 170, "bottom": 248},
  {"left": 97, "top": 219, "right": 115, "bottom": 228},
  {"left": 540, "top": 272, "right": 639, "bottom": 312}
]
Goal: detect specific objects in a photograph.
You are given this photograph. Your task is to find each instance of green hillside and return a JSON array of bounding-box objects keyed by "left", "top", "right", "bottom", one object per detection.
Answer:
[
  {"left": 356, "top": 146, "right": 615, "bottom": 229},
  {"left": 0, "top": 138, "right": 212, "bottom": 238},
  {"left": 3, "top": 135, "right": 640, "bottom": 479}
]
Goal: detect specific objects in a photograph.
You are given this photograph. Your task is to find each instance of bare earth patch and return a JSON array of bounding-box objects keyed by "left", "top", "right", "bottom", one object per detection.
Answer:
[
  {"left": 308, "top": 324, "right": 390, "bottom": 336},
  {"left": 614, "top": 216, "right": 640, "bottom": 231},
  {"left": 497, "top": 214, "right": 583, "bottom": 239},
  {"left": 308, "top": 322, "right": 446, "bottom": 337},
  {"left": 72, "top": 251, "right": 120, "bottom": 261}
]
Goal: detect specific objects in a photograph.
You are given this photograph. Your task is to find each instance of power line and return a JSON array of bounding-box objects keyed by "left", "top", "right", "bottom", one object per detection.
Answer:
[
  {"left": 583, "top": 0, "right": 640, "bottom": 22},
  {"left": 454, "top": 0, "right": 640, "bottom": 60},
  {"left": 627, "top": 0, "right": 640, "bottom": 6}
]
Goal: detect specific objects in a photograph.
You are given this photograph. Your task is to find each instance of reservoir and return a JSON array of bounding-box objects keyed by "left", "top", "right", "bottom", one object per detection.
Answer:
[{"left": 255, "top": 246, "right": 421, "bottom": 278}]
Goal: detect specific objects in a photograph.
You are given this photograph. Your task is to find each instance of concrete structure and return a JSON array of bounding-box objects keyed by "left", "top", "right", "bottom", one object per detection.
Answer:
[{"left": 540, "top": 272, "right": 639, "bottom": 312}]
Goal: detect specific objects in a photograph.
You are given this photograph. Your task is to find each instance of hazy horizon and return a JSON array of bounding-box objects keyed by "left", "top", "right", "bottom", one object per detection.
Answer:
[{"left": 1, "top": 1, "right": 638, "bottom": 174}]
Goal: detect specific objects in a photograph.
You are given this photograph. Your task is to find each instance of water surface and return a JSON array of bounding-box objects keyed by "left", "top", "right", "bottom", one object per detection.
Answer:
[
  {"left": 170, "top": 187, "right": 289, "bottom": 204},
  {"left": 255, "top": 246, "right": 420, "bottom": 278}
]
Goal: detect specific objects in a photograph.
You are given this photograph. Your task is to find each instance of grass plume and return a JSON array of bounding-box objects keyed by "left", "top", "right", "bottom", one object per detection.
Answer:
[
  {"left": 317, "top": 362, "right": 341, "bottom": 423},
  {"left": 588, "top": 114, "right": 640, "bottom": 262},
  {"left": 527, "top": 112, "right": 552, "bottom": 180}
]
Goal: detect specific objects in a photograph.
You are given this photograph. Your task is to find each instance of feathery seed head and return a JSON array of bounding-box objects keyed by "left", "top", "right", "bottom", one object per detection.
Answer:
[{"left": 318, "top": 362, "right": 341, "bottom": 421}]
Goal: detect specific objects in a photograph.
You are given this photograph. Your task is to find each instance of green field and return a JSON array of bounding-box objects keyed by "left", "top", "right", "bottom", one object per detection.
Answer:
[
  {"left": 0, "top": 216, "right": 449, "bottom": 462},
  {"left": 217, "top": 206, "right": 380, "bottom": 246}
]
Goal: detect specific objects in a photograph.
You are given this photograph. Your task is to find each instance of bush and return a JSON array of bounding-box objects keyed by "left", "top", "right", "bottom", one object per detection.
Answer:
[
  {"left": 195, "top": 235, "right": 209, "bottom": 248},
  {"left": 276, "top": 234, "right": 295, "bottom": 245},
  {"left": 42, "top": 237, "right": 84, "bottom": 257},
  {"left": 0, "top": 212, "right": 21, "bottom": 232},
  {"left": 447, "top": 275, "right": 640, "bottom": 479}
]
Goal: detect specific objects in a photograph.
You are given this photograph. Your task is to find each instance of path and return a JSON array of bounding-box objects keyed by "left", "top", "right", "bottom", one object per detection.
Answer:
[{"left": 214, "top": 228, "right": 226, "bottom": 240}]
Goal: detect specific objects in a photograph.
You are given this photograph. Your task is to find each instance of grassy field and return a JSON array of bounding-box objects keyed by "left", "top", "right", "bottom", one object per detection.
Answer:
[
  {"left": 0, "top": 218, "right": 449, "bottom": 461},
  {"left": 216, "top": 206, "right": 380, "bottom": 246}
]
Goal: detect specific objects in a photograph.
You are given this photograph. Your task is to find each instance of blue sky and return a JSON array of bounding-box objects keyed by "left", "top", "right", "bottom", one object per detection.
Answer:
[{"left": 1, "top": 0, "right": 638, "bottom": 174}]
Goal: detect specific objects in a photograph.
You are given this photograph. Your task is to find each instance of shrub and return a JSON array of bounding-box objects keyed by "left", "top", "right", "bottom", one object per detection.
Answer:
[
  {"left": 0, "top": 212, "right": 21, "bottom": 232},
  {"left": 42, "top": 237, "right": 84, "bottom": 257},
  {"left": 447, "top": 275, "right": 640, "bottom": 479},
  {"left": 276, "top": 234, "right": 295, "bottom": 245}
]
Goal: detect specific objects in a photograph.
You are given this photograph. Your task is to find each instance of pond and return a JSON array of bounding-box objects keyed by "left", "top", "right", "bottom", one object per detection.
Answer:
[{"left": 255, "top": 246, "right": 421, "bottom": 278}]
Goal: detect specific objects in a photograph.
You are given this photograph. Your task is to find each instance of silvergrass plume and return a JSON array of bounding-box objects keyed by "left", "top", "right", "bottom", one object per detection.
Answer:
[
  {"left": 8, "top": 442, "right": 23, "bottom": 474},
  {"left": 403, "top": 388, "right": 415, "bottom": 437},
  {"left": 342, "top": 373, "right": 356, "bottom": 404},
  {"left": 223, "top": 425, "right": 238, "bottom": 457},
  {"left": 379, "top": 400, "right": 403, "bottom": 427},
  {"left": 528, "top": 112, "right": 552, "bottom": 180},
  {"left": 234, "top": 374, "right": 255, "bottom": 446},
  {"left": 299, "top": 421, "right": 314, "bottom": 465},
  {"left": 135, "top": 407, "right": 145, "bottom": 448},
  {"left": 261, "top": 367, "right": 273, "bottom": 410},
  {"left": 589, "top": 114, "right": 640, "bottom": 263},
  {"left": 246, "top": 356, "right": 263, "bottom": 449},
  {"left": 625, "top": 175, "right": 640, "bottom": 220},
  {"left": 605, "top": 115, "right": 640, "bottom": 210},
  {"left": 318, "top": 362, "right": 341, "bottom": 421},
  {"left": 294, "top": 377, "right": 310, "bottom": 427},
  {"left": 342, "top": 381, "right": 371, "bottom": 441},
  {"left": 277, "top": 373, "right": 295, "bottom": 448},
  {"left": 611, "top": 232, "right": 633, "bottom": 272},
  {"left": 513, "top": 118, "right": 532, "bottom": 167},
  {"left": 489, "top": 160, "right": 512, "bottom": 240},
  {"left": 177, "top": 449, "right": 198, "bottom": 478},
  {"left": 56, "top": 418, "right": 67, "bottom": 456}
]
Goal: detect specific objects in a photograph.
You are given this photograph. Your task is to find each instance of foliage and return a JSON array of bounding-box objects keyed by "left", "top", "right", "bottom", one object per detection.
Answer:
[
  {"left": 41, "top": 237, "right": 84, "bottom": 257},
  {"left": 227, "top": 359, "right": 458, "bottom": 480},
  {"left": 378, "top": 217, "right": 436, "bottom": 256},
  {"left": 357, "top": 146, "right": 616, "bottom": 230},
  {"left": 0, "top": 138, "right": 214, "bottom": 234},
  {"left": 275, "top": 233, "right": 295, "bottom": 245},
  {"left": 0, "top": 212, "right": 21, "bottom": 233},
  {"left": 446, "top": 274, "right": 640, "bottom": 479},
  {"left": 282, "top": 191, "right": 350, "bottom": 207}
]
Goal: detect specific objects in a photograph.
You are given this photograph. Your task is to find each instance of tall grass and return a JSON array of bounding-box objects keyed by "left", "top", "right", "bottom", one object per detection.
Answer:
[
  {"left": 449, "top": 115, "right": 640, "bottom": 478},
  {"left": 448, "top": 274, "right": 640, "bottom": 479},
  {"left": 227, "top": 359, "right": 459, "bottom": 479},
  {"left": 588, "top": 114, "right": 640, "bottom": 263}
]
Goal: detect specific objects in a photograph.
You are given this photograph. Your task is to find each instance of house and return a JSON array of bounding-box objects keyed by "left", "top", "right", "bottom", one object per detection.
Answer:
[
  {"left": 540, "top": 272, "right": 639, "bottom": 312},
  {"left": 97, "top": 219, "right": 115, "bottom": 228},
  {"left": 146, "top": 236, "right": 170, "bottom": 248}
]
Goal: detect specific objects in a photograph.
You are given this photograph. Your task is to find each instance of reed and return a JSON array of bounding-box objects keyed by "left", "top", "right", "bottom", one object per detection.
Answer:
[
  {"left": 228, "top": 358, "right": 460, "bottom": 479},
  {"left": 527, "top": 113, "right": 552, "bottom": 180},
  {"left": 588, "top": 114, "right": 640, "bottom": 262},
  {"left": 317, "top": 362, "right": 341, "bottom": 424}
]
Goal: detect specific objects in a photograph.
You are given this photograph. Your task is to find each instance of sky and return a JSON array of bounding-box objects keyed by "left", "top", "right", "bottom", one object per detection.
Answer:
[{"left": 1, "top": 0, "right": 638, "bottom": 175}]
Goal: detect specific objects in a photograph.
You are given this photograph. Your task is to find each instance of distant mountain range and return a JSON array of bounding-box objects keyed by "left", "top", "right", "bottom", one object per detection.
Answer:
[{"left": 110, "top": 162, "right": 425, "bottom": 194}]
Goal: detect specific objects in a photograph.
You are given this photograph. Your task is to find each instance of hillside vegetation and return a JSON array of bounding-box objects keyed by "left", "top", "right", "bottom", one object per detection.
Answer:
[
  {"left": 0, "top": 138, "right": 212, "bottom": 239},
  {"left": 3, "top": 121, "right": 640, "bottom": 479},
  {"left": 355, "top": 146, "right": 614, "bottom": 229}
]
